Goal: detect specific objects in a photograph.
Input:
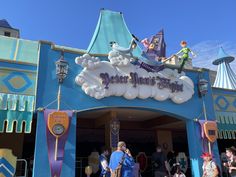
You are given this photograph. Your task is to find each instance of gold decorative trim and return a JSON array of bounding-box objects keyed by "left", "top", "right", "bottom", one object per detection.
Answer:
[
  {"left": 0, "top": 58, "right": 37, "bottom": 66},
  {"left": 0, "top": 67, "right": 37, "bottom": 73},
  {"left": 213, "top": 93, "right": 236, "bottom": 98},
  {"left": 39, "top": 40, "right": 87, "bottom": 55},
  {"left": 212, "top": 87, "right": 236, "bottom": 92},
  {"left": 0, "top": 91, "right": 35, "bottom": 96}
]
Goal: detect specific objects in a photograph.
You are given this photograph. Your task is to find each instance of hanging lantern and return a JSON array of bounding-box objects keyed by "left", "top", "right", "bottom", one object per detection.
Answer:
[
  {"left": 55, "top": 51, "right": 69, "bottom": 83},
  {"left": 198, "top": 79, "right": 208, "bottom": 96}
]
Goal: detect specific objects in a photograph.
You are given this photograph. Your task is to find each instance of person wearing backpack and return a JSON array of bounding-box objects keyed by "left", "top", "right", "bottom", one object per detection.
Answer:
[
  {"left": 201, "top": 152, "right": 219, "bottom": 177},
  {"left": 109, "top": 141, "right": 135, "bottom": 177}
]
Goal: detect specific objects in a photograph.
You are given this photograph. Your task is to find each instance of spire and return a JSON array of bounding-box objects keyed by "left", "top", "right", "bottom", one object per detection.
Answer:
[
  {"left": 213, "top": 47, "right": 236, "bottom": 90},
  {"left": 156, "top": 29, "right": 166, "bottom": 57}
]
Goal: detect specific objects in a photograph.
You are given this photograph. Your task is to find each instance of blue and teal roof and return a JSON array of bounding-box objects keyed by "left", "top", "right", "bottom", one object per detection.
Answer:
[
  {"left": 87, "top": 9, "right": 142, "bottom": 56},
  {"left": 213, "top": 47, "right": 236, "bottom": 90}
]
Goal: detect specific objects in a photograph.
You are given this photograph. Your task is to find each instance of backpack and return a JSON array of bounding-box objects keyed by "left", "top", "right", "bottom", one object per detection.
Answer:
[
  {"left": 111, "top": 164, "right": 122, "bottom": 177},
  {"left": 111, "top": 153, "right": 125, "bottom": 177}
]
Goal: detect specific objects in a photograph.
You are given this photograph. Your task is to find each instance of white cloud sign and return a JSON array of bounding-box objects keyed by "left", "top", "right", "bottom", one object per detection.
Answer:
[{"left": 75, "top": 53, "right": 194, "bottom": 104}]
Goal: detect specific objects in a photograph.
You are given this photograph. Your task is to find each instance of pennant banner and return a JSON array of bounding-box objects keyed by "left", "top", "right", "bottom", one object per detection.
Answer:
[
  {"left": 44, "top": 109, "right": 73, "bottom": 177},
  {"left": 198, "top": 120, "right": 207, "bottom": 139}
]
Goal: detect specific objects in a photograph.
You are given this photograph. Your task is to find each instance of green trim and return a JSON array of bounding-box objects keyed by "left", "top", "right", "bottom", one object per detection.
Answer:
[
  {"left": 0, "top": 93, "right": 34, "bottom": 133},
  {"left": 216, "top": 111, "right": 236, "bottom": 139}
]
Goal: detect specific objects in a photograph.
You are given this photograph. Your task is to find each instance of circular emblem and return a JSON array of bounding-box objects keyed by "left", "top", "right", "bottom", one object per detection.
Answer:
[{"left": 52, "top": 124, "right": 65, "bottom": 136}]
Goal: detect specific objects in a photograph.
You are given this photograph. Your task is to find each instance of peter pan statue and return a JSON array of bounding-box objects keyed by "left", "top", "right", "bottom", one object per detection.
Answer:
[{"left": 176, "top": 41, "right": 196, "bottom": 73}]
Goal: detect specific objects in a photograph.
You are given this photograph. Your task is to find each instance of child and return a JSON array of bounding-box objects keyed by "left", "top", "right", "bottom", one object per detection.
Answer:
[{"left": 172, "top": 163, "right": 186, "bottom": 177}]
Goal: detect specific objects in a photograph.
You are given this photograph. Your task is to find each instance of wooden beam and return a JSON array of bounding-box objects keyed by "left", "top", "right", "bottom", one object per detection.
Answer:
[
  {"left": 143, "top": 116, "right": 181, "bottom": 129},
  {"left": 77, "top": 118, "right": 95, "bottom": 128},
  {"left": 95, "top": 111, "right": 117, "bottom": 128}
]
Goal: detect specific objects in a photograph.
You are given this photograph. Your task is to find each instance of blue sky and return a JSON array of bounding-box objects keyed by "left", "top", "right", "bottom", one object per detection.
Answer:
[{"left": 1, "top": 0, "right": 236, "bottom": 70}]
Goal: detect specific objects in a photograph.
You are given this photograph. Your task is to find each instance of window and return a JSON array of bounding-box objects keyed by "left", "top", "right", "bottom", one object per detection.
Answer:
[{"left": 4, "top": 31, "right": 11, "bottom": 37}]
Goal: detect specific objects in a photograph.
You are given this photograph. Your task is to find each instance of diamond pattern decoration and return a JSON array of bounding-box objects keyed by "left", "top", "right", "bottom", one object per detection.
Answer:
[
  {"left": 233, "top": 98, "right": 236, "bottom": 109},
  {"left": 215, "top": 95, "right": 229, "bottom": 111},
  {"left": 3, "top": 72, "right": 32, "bottom": 93}
]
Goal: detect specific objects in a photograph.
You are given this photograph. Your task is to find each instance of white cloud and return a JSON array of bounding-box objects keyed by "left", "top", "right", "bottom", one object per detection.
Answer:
[
  {"left": 75, "top": 53, "right": 101, "bottom": 69},
  {"left": 75, "top": 54, "right": 195, "bottom": 104},
  {"left": 191, "top": 41, "right": 236, "bottom": 71},
  {"left": 108, "top": 50, "right": 133, "bottom": 66}
]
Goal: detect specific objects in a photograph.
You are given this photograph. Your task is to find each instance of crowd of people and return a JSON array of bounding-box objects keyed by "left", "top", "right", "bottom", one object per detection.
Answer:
[
  {"left": 98, "top": 142, "right": 236, "bottom": 177},
  {"left": 200, "top": 146, "right": 236, "bottom": 177}
]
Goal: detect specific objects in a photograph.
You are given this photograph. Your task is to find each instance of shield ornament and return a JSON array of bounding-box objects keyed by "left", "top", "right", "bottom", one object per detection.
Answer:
[
  {"left": 48, "top": 111, "right": 69, "bottom": 137},
  {"left": 203, "top": 121, "right": 218, "bottom": 143}
]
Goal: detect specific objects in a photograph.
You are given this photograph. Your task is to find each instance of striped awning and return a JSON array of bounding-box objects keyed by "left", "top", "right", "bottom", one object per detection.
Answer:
[
  {"left": 0, "top": 93, "right": 34, "bottom": 133},
  {"left": 216, "top": 111, "right": 236, "bottom": 139}
]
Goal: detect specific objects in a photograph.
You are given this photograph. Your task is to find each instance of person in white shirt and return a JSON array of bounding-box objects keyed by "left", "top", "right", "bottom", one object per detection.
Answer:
[
  {"left": 172, "top": 163, "right": 186, "bottom": 177},
  {"left": 201, "top": 152, "right": 219, "bottom": 177}
]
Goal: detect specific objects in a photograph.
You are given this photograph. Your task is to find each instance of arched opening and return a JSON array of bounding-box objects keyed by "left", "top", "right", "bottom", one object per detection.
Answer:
[{"left": 76, "top": 107, "right": 190, "bottom": 177}]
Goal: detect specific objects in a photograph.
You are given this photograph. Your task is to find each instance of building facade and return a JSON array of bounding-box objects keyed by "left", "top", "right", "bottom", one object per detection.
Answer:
[{"left": 0, "top": 10, "right": 236, "bottom": 177}]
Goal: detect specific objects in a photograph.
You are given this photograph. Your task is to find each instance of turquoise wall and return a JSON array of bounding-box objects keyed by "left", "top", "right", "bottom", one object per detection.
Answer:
[{"left": 33, "top": 42, "right": 220, "bottom": 177}]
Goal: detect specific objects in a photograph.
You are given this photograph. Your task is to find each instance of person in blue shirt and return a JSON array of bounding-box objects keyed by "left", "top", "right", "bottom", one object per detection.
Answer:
[
  {"left": 109, "top": 141, "right": 135, "bottom": 177},
  {"left": 99, "top": 146, "right": 111, "bottom": 177}
]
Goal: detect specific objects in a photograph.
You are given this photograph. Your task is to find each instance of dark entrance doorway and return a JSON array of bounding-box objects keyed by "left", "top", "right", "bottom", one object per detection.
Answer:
[{"left": 76, "top": 108, "right": 190, "bottom": 177}]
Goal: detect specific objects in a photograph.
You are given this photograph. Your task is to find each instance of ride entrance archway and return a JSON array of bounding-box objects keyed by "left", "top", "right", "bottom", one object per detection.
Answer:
[{"left": 76, "top": 108, "right": 190, "bottom": 177}]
